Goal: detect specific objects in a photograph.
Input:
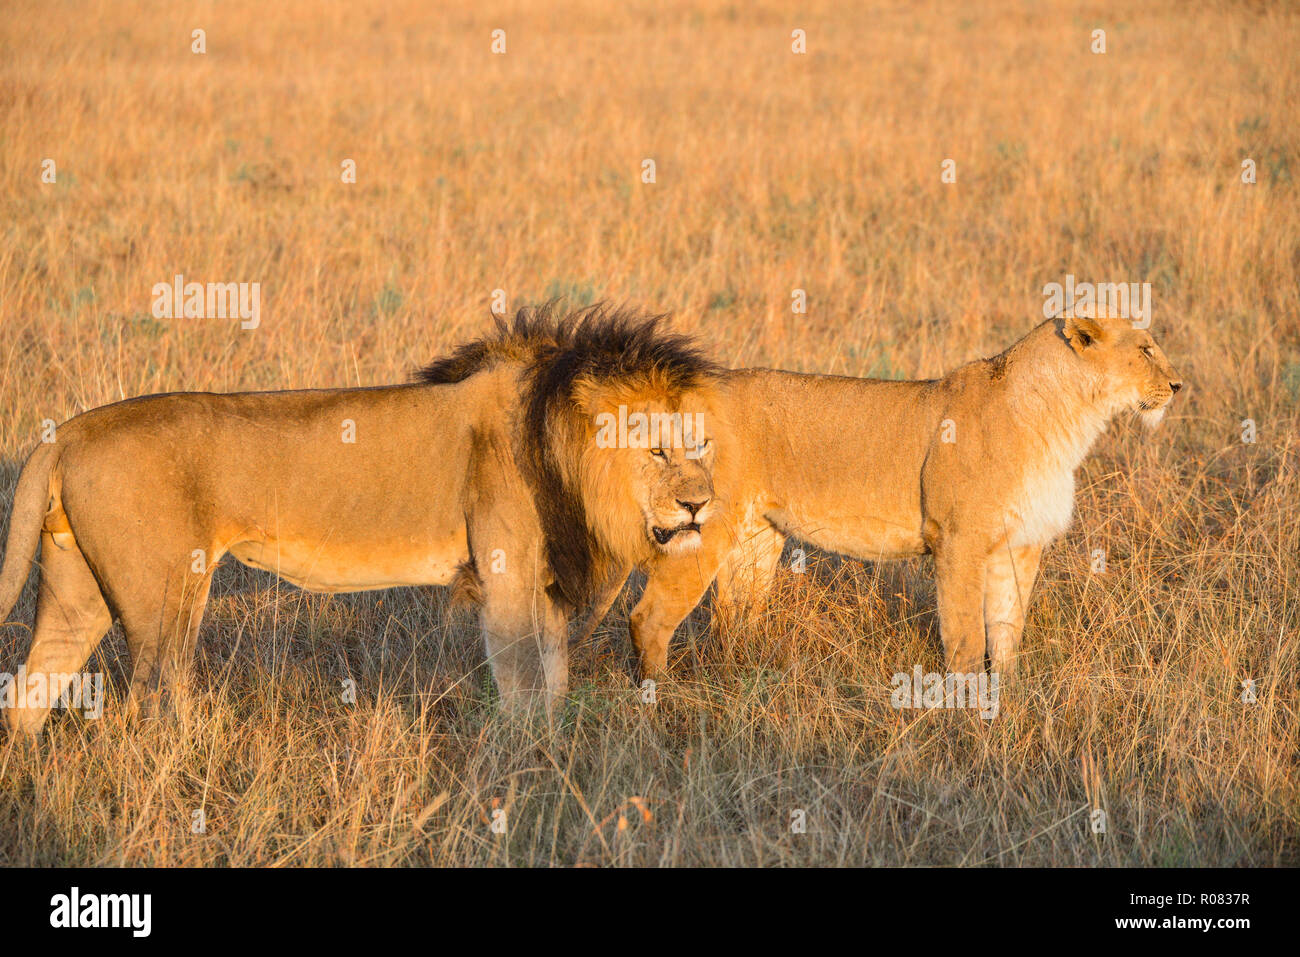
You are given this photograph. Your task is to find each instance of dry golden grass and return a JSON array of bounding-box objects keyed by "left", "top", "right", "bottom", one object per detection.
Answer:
[{"left": 1, "top": 0, "right": 1297, "bottom": 865}]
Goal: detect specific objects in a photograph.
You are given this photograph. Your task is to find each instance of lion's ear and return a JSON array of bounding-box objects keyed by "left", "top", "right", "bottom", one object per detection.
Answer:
[
  {"left": 570, "top": 378, "right": 617, "bottom": 423},
  {"left": 1063, "top": 315, "right": 1106, "bottom": 353}
]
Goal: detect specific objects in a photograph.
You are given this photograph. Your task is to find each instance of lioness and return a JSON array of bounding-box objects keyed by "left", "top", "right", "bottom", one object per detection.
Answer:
[
  {"left": 0, "top": 304, "right": 719, "bottom": 734},
  {"left": 613, "top": 314, "right": 1182, "bottom": 680}
]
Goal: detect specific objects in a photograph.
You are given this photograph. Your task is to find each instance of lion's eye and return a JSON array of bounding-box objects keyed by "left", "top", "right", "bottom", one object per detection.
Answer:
[
  {"left": 1140, "top": 346, "right": 1154, "bottom": 358},
  {"left": 651, "top": 448, "right": 668, "bottom": 461}
]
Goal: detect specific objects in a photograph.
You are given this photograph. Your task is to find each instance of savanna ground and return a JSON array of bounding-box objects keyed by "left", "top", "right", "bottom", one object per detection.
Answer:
[{"left": 0, "top": 0, "right": 1297, "bottom": 866}]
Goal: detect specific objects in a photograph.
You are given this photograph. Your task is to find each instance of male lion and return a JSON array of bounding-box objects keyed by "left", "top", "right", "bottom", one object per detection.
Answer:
[
  {"left": 0, "top": 304, "right": 719, "bottom": 734},
  {"left": 605, "top": 314, "right": 1182, "bottom": 680}
]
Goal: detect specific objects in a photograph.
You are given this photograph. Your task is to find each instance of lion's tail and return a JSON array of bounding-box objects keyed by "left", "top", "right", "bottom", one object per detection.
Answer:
[
  {"left": 0, "top": 442, "right": 58, "bottom": 624},
  {"left": 448, "top": 559, "right": 485, "bottom": 612}
]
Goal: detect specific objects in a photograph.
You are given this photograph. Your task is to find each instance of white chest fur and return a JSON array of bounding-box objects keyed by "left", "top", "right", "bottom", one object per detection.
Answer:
[
  {"left": 1007, "top": 466, "right": 1077, "bottom": 547},
  {"left": 1005, "top": 411, "right": 1107, "bottom": 548}
]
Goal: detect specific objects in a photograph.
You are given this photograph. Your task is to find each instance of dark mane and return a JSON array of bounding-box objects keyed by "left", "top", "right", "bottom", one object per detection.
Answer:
[
  {"left": 414, "top": 300, "right": 713, "bottom": 388},
  {"left": 415, "top": 309, "right": 551, "bottom": 385},
  {"left": 415, "top": 301, "right": 718, "bottom": 608}
]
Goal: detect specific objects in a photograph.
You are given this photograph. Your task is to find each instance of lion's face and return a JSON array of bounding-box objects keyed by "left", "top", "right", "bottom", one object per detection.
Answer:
[
  {"left": 584, "top": 390, "right": 718, "bottom": 559},
  {"left": 1064, "top": 317, "right": 1183, "bottom": 427},
  {"left": 638, "top": 424, "right": 716, "bottom": 555}
]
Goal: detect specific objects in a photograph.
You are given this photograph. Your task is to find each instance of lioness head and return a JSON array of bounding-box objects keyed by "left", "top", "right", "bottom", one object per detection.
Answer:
[
  {"left": 1061, "top": 315, "right": 1183, "bottom": 427},
  {"left": 583, "top": 389, "right": 717, "bottom": 557}
]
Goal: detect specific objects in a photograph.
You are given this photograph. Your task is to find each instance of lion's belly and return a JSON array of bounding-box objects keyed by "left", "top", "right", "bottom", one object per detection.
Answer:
[{"left": 227, "top": 531, "right": 468, "bottom": 592}]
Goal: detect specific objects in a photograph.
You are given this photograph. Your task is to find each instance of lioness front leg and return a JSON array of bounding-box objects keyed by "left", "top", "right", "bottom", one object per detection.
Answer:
[
  {"left": 932, "top": 542, "right": 989, "bottom": 674},
  {"left": 984, "top": 543, "right": 1041, "bottom": 676},
  {"left": 464, "top": 428, "right": 570, "bottom": 716}
]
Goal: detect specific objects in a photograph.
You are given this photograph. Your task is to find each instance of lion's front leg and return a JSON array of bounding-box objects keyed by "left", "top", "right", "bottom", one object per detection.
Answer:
[
  {"left": 478, "top": 577, "right": 569, "bottom": 717},
  {"left": 629, "top": 534, "right": 733, "bottom": 682}
]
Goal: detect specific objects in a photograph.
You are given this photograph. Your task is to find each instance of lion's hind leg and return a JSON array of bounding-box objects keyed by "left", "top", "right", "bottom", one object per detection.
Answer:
[
  {"left": 4, "top": 533, "right": 113, "bottom": 736},
  {"left": 101, "top": 547, "right": 218, "bottom": 722}
]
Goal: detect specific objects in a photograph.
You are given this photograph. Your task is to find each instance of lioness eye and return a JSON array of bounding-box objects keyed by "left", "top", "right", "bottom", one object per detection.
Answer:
[
  {"left": 1140, "top": 346, "right": 1153, "bottom": 358},
  {"left": 651, "top": 448, "right": 668, "bottom": 460}
]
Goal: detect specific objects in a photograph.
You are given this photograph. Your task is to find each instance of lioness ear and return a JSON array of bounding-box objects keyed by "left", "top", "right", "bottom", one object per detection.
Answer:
[{"left": 1063, "top": 315, "right": 1105, "bottom": 353}]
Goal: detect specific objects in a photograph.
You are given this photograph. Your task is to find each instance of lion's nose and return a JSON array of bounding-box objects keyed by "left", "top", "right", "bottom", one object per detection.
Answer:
[
  {"left": 677, "top": 498, "right": 708, "bottom": 517},
  {"left": 1170, "top": 380, "right": 1182, "bottom": 393}
]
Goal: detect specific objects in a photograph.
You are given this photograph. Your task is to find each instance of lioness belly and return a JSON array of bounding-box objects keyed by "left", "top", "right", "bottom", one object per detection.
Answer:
[
  {"left": 767, "top": 509, "right": 926, "bottom": 561},
  {"left": 228, "top": 532, "right": 467, "bottom": 592}
]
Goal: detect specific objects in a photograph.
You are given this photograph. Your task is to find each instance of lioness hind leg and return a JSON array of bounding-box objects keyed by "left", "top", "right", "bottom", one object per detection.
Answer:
[
  {"left": 713, "top": 525, "right": 784, "bottom": 627},
  {"left": 932, "top": 542, "right": 989, "bottom": 675},
  {"left": 4, "top": 534, "right": 113, "bottom": 736},
  {"left": 984, "top": 544, "right": 1041, "bottom": 677}
]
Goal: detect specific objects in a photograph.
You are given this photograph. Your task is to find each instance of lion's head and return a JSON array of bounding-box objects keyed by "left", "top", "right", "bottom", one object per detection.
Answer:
[
  {"left": 418, "top": 302, "right": 722, "bottom": 607},
  {"left": 578, "top": 383, "right": 718, "bottom": 558},
  {"left": 1061, "top": 315, "right": 1183, "bottom": 427}
]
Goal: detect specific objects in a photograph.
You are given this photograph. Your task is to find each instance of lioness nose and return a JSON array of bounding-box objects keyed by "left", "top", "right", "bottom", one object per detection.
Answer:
[
  {"left": 677, "top": 498, "right": 708, "bottom": 517},
  {"left": 1170, "top": 380, "right": 1182, "bottom": 393}
]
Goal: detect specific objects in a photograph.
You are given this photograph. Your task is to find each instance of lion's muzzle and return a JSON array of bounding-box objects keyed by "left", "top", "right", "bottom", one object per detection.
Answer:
[{"left": 652, "top": 521, "right": 701, "bottom": 545}]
